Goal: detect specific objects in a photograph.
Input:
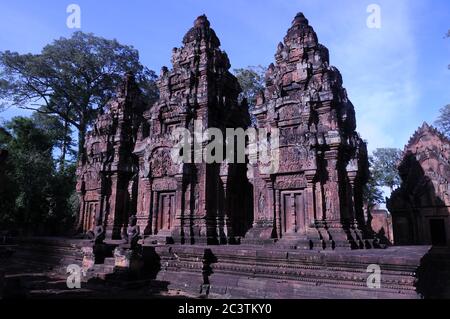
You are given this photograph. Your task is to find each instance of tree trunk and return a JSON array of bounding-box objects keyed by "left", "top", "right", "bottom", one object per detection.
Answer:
[
  {"left": 78, "top": 120, "right": 87, "bottom": 162},
  {"left": 59, "top": 119, "right": 69, "bottom": 171}
]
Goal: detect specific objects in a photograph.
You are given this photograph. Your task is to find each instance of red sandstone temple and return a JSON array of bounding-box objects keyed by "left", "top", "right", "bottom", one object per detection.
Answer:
[
  {"left": 17, "top": 12, "right": 449, "bottom": 300},
  {"left": 76, "top": 13, "right": 374, "bottom": 250},
  {"left": 388, "top": 123, "right": 450, "bottom": 246}
]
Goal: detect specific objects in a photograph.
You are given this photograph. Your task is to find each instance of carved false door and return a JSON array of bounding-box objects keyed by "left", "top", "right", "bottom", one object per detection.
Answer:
[
  {"left": 84, "top": 202, "right": 97, "bottom": 232},
  {"left": 281, "top": 191, "right": 305, "bottom": 235},
  {"left": 156, "top": 192, "right": 176, "bottom": 234}
]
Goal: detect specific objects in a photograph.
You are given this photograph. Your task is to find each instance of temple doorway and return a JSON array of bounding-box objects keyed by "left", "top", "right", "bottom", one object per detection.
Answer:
[
  {"left": 156, "top": 192, "right": 176, "bottom": 233},
  {"left": 280, "top": 191, "right": 305, "bottom": 235},
  {"left": 429, "top": 219, "right": 447, "bottom": 246},
  {"left": 83, "top": 202, "right": 96, "bottom": 232}
]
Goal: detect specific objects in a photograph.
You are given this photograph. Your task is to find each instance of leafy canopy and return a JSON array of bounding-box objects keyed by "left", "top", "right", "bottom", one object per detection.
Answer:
[
  {"left": 0, "top": 31, "right": 158, "bottom": 157},
  {"left": 371, "top": 148, "right": 402, "bottom": 191}
]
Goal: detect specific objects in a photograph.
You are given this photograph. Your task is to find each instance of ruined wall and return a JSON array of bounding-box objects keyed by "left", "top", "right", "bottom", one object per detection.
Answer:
[{"left": 388, "top": 123, "right": 450, "bottom": 246}]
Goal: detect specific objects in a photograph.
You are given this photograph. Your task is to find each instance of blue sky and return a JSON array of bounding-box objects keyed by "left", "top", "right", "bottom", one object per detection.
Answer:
[{"left": 0, "top": 0, "right": 449, "bottom": 152}]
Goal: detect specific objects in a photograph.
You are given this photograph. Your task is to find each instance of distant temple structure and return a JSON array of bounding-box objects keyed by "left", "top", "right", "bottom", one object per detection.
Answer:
[
  {"left": 76, "top": 13, "right": 373, "bottom": 250},
  {"left": 369, "top": 207, "right": 393, "bottom": 244},
  {"left": 388, "top": 123, "right": 450, "bottom": 246}
]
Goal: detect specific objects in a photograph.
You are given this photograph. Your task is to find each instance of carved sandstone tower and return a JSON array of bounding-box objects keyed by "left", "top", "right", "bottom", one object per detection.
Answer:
[
  {"left": 246, "top": 13, "right": 372, "bottom": 249},
  {"left": 76, "top": 73, "right": 145, "bottom": 239},
  {"left": 77, "top": 13, "right": 373, "bottom": 250},
  {"left": 133, "top": 15, "right": 252, "bottom": 244}
]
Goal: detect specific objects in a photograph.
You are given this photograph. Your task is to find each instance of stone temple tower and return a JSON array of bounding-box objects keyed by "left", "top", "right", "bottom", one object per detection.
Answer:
[
  {"left": 77, "top": 13, "right": 373, "bottom": 250},
  {"left": 76, "top": 73, "right": 145, "bottom": 239},
  {"left": 245, "top": 13, "right": 372, "bottom": 249},
  {"left": 133, "top": 15, "right": 252, "bottom": 245}
]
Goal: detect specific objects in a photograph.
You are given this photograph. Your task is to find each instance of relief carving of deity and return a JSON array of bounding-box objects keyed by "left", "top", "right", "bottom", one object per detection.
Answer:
[
  {"left": 194, "top": 191, "right": 199, "bottom": 212},
  {"left": 150, "top": 148, "right": 174, "bottom": 178},
  {"left": 258, "top": 192, "right": 266, "bottom": 213}
]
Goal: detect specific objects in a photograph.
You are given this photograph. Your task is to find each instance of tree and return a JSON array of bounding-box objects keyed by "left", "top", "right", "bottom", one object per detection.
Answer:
[
  {"left": 32, "top": 111, "right": 76, "bottom": 170},
  {"left": 435, "top": 32, "right": 450, "bottom": 137},
  {"left": 371, "top": 148, "right": 402, "bottom": 192},
  {"left": 0, "top": 117, "right": 54, "bottom": 233},
  {"left": 234, "top": 66, "right": 266, "bottom": 106},
  {"left": 364, "top": 156, "right": 385, "bottom": 209},
  {"left": 0, "top": 126, "right": 15, "bottom": 227},
  {"left": 0, "top": 31, "right": 158, "bottom": 160},
  {"left": 435, "top": 104, "right": 450, "bottom": 137},
  {"left": 0, "top": 116, "right": 78, "bottom": 234},
  {"left": 234, "top": 66, "right": 266, "bottom": 124},
  {"left": 46, "top": 163, "right": 78, "bottom": 234}
]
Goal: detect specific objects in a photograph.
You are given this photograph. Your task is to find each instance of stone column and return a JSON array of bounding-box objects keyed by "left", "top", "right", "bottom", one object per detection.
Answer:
[
  {"left": 171, "top": 174, "right": 185, "bottom": 242},
  {"left": 219, "top": 174, "right": 230, "bottom": 243},
  {"left": 347, "top": 170, "right": 358, "bottom": 223},
  {"left": 106, "top": 174, "right": 119, "bottom": 239},
  {"left": 323, "top": 147, "right": 341, "bottom": 223},
  {"left": 151, "top": 190, "right": 158, "bottom": 235},
  {"left": 304, "top": 169, "right": 317, "bottom": 227},
  {"left": 136, "top": 178, "right": 151, "bottom": 234}
]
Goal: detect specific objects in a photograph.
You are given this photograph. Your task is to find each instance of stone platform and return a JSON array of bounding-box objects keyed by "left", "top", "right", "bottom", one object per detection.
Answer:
[
  {"left": 149, "top": 244, "right": 448, "bottom": 299},
  {"left": 2, "top": 237, "right": 450, "bottom": 299}
]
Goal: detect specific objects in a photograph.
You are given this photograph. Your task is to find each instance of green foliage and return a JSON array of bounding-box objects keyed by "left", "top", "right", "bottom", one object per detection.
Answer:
[
  {"left": 233, "top": 66, "right": 266, "bottom": 126},
  {"left": 0, "top": 32, "right": 159, "bottom": 235},
  {"left": 363, "top": 148, "right": 403, "bottom": 209},
  {"left": 0, "top": 117, "right": 53, "bottom": 231},
  {"left": 0, "top": 31, "right": 158, "bottom": 158},
  {"left": 233, "top": 66, "right": 266, "bottom": 107},
  {"left": 0, "top": 116, "right": 77, "bottom": 234},
  {"left": 46, "top": 163, "right": 78, "bottom": 234},
  {"left": 371, "top": 148, "right": 402, "bottom": 192},
  {"left": 435, "top": 104, "right": 450, "bottom": 138},
  {"left": 32, "top": 111, "right": 76, "bottom": 169},
  {"left": 364, "top": 156, "right": 386, "bottom": 208}
]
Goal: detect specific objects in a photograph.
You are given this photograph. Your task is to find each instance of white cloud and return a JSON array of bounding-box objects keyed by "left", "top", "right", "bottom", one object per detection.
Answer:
[{"left": 319, "top": 0, "right": 420, "bottom": 151}]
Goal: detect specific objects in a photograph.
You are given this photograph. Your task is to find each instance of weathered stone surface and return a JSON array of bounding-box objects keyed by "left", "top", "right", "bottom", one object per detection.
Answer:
[
  {"left": 151, "top": 243, "right": 446, "bottom": 299},
  {"left": 2, "top": 236, "right": 449, "bottom": 299},
  {"left": 76, "top": 73, "right": 146, "bottom": 239},
  {"left": 3, "top": 13, "right": 449, "bottom": 300},
  {"left": 388, "top": 123, "right": 450, "bottom": 246},
  {"left": 370, "top": 207, "right": 394, "bottom": 244},
  {"left": 133, "top": 15, "right": 252, "bottom": 245},
  {"left": 246, "top": 13, "right": 372, "bottom": 249},
  {"left": 77, "top": 13, "right": 373, "bottom": 250}
]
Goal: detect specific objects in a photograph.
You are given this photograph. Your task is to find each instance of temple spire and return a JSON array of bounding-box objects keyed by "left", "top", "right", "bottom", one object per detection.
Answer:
[
  {"left": 182, "top": 14, "right": 220, "bottom": 47},
  {"left": 292, "top": 12, "right": 309, "bottom": 26}
]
